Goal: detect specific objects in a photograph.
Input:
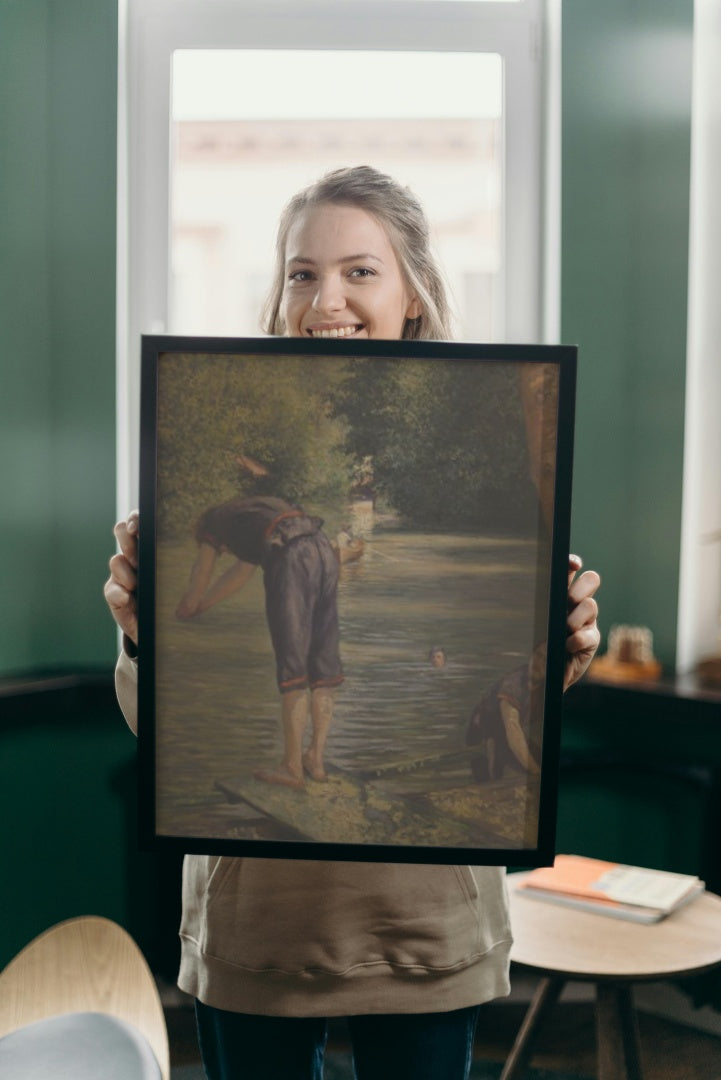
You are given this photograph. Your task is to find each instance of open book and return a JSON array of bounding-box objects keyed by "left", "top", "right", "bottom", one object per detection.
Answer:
[{"left": 516, "top": 854, "right": 705, "bottom": 923}]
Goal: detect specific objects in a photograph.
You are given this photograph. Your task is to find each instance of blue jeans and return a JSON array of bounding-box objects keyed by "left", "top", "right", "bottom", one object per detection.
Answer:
[{"left": 195, "top": 1000, "right": 481, "bottom": 1080}]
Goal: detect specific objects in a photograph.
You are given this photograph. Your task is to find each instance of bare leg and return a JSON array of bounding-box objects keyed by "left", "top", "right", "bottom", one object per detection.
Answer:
[
  {"left": 303, "top": 687, "right": 335, "bottom": 781},
  {"left": 254, "top": 689, "right": 307, "bottom": 789}
]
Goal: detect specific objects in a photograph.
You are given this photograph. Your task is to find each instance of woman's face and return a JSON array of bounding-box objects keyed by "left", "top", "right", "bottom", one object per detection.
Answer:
[{"left": 280, "top": 203, "right": 421, "bottom": 340}]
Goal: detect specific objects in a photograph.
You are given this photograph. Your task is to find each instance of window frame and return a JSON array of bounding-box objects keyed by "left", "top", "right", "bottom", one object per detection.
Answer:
[
  {"left": 117, "top": 0, "right": 558, "bottom": 511},
  {"left": 676, "top": 1, "right": 721, "bottom": 674}
]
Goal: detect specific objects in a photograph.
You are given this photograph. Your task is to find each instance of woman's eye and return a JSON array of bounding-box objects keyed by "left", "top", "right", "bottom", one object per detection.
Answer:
[
  {"left": 349, "top": 267, "right": 375, "bottom": 279},
  {"left": 288, "top": 269, "right": 313, "bottom": 283}
]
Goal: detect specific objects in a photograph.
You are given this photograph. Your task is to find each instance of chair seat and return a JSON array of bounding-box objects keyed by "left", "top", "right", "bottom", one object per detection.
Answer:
[{"left": 0, "top": 1011, "right": 162, "bottom": 1079}]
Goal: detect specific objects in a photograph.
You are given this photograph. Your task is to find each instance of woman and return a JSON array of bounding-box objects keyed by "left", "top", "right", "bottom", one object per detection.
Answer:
[{"left": 106, "top": 166, "right": 601, "bottom": 1080}]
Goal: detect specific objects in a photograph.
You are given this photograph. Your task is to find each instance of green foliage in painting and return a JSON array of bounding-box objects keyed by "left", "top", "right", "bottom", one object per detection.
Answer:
[
  {"left": 156, "top": 354, "right": 350, "bottom": 538},
  {"left": 155, "top": 353, "right": 539, "bottom": 540},
  {"left": 332, "top": 358, "right": 538, "bottom": 533}
]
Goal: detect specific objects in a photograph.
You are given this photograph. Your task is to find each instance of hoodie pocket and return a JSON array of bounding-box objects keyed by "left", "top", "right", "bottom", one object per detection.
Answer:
[
  {"left": 180, "top": 854, "right": 241, "bottom": 950},
  {"left": 454, "top": 864, "right": 480, "bottom": 904},
  {"left": 191, "top": 859, "right": 508, "bottom": 976}
]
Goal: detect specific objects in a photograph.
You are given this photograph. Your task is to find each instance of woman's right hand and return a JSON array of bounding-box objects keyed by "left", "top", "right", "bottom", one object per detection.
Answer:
[{"left": 104, "top": 510, "right": 140, "bottom": 646}]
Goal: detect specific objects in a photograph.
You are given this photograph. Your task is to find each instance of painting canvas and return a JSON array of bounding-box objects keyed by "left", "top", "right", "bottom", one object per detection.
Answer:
[{"left": 137, "top": 336, "right": 576, "bottom": 864}]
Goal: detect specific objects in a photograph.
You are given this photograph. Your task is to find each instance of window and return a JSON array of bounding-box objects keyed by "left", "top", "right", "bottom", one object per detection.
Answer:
[
  {"left": 170, "top": 49, "right": 503, "bottom": 340},
  {"left": 117, "top": 0, "right": 556, "bottom": 509}
]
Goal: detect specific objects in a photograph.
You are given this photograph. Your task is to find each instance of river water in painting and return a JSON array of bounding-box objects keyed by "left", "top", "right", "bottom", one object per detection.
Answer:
[{"left": 153, "top": 511, "right": 544, "bottom": 843}]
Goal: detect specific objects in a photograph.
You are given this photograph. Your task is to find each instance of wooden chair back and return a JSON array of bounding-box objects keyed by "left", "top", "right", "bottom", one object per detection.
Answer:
[{"left": 0, "top": 916, "right": 169, "bottom": 1079}]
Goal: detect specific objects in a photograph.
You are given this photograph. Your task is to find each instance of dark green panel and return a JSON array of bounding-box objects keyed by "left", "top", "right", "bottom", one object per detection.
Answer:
[
  {"left": 0, "top": 682, "right": 184, "bottom": 975},
  {"left": 0, "top": 685, "right": 132, "bottom": 966},
  {"left": 47, "top": 0, "right": 119, "bottom": 666},
  {"left": 0, "top": 0, "right": 118, "bottom": 673},
  {"left": 562, "top": 0, "right": 693, "bottom": 668},
  {"left": 556, "top": 772, "right": 707, "bottom": 877},
  {"left": 558, "top": 681, "right": 721, "bottom": 889},
  {"left": 0, "top": 2, "right": 55, "bottom": 668}
]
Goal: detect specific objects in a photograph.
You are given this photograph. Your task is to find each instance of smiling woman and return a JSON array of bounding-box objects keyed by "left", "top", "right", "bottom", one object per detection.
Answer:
[
  {"left": 283, "top": 205, "right": 420, "bottom": 340},
  {"left": 263, "top": 167, "right": 452, "bottom": 342},
  {"left": 107, "top": 151, "right": 599, "bottom": 1080}
]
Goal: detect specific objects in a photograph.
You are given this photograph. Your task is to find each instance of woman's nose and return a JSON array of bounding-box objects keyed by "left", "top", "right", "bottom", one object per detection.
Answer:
[{"left": 312, "top": 274, "right": 345, "bottom": 314}]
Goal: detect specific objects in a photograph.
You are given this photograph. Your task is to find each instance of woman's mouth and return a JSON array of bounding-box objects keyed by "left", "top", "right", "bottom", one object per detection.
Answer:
[{"left": 307, "top": 324, "right": 364, "bottom": 339}]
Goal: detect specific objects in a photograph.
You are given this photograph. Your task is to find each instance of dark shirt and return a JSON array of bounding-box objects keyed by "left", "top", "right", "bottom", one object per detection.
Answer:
[{"left": 195, "top": 496, "right": 296, "bottom": 564}]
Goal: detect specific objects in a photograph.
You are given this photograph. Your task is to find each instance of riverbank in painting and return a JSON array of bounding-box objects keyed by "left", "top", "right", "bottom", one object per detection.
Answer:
[{"left": 152, "top": 518, "right": 543, "bottom": 853}]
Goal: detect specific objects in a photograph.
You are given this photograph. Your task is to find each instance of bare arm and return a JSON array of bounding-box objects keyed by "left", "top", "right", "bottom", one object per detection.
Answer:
[
  {"left": 176, "top": 543, "right": 256, "bottom": 618},
  {"left": 499, "top": 698, "right": 540, "bottom": 774},
  {"left": 196, "top": 557, "right": 256, "bottom": 612},
  {"left": 175, "top": 543, "right": 218, "bottom": 618}
]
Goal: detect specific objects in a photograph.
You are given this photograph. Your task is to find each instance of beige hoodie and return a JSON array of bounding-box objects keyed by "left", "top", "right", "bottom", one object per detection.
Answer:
[{"left": 116, "top": 650, "right": 512, "bottom": 1016}]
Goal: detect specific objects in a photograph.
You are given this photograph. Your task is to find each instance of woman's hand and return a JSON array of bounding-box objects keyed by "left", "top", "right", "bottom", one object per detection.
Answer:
[
  {"left": 104, "top": 510, "right": 139, "bottom": 646},
  {"left": 564, "top": 554, "right": 601, "bottom": 691}
]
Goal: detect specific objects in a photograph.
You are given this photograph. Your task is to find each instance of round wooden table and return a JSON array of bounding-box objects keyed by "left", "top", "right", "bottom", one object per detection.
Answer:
[{"left": 503, "top": 873, "right": 721, "bottom": 1080}]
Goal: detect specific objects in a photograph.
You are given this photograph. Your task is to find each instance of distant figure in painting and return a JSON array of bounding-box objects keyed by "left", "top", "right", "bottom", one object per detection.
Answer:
[
  {"left": 428, "top": 645, "right": 447, "bottom": 669},
  {"left": 466, "top": 644, "right": 546, "bottom": 781},
  {"left": 333, "top": 526, "right": 365, "bottom": 565},
  {"left": 175, "top": 494, "right": 344, "bottom": 788}
]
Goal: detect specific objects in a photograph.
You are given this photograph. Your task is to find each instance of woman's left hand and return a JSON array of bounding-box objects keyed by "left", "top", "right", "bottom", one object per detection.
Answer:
[{"left": 564, "top": 554, "right": 601, "bottom": 691}]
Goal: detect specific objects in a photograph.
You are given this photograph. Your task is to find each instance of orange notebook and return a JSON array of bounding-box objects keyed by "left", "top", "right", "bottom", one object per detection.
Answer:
[{"left": 517, "top": 855, "right": 703, "bottom": 923}]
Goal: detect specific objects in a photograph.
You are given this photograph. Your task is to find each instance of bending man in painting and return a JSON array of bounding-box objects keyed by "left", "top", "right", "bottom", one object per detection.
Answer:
[{"left": 175, "top": 494, "right": 344, "bottom": 789}]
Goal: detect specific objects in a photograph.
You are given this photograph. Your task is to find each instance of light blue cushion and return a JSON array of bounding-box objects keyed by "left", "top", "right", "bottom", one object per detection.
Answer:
[{"left": 0, "top": 1011, "right": 162, "bottom": 1079}]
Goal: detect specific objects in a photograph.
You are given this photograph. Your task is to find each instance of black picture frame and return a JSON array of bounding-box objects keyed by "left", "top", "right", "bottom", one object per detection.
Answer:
[{"left": 138, "top": 335, "right": 576, "bottom": 865}]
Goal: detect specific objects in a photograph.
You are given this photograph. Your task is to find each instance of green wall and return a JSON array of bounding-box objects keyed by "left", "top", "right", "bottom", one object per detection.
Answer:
[
  {"left": 562, "top": 0, "right": 693, "bottom": 669},
  {"left": 0, "top": 0, "right": 118, "bottom": 675}
]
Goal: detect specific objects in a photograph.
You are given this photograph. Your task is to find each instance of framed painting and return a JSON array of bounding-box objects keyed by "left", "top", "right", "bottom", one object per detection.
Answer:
[{"left": 137, "top": 335, "right": 576, "bottom": 864}]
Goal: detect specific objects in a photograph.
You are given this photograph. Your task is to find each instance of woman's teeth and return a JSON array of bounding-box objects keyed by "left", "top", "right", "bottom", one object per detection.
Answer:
[{"left": 310, "top": 325, "right": 360, "bottom": 338}]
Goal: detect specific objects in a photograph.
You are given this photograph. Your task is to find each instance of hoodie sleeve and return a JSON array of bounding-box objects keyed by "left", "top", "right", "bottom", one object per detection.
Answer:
[{"left": 115, "top": 641, "right": 139, "bottom": 736}]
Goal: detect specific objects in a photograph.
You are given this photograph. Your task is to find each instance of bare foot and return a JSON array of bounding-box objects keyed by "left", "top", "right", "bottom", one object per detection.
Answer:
[
  {"left": 253, "top": 766, "right": 305, "bottom": 790},
  {"left": 302, "top": 753, "right": 328, "bottom": 782}
]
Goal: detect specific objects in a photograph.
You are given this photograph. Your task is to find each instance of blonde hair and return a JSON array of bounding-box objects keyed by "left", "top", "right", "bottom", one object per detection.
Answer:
[{"left": 262, "top": 166, "right": 453, "bottom": 341}]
